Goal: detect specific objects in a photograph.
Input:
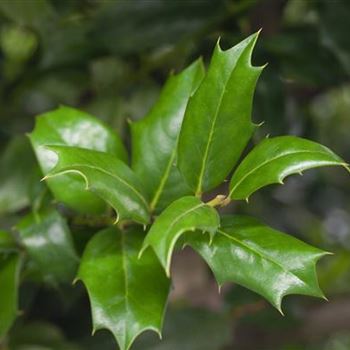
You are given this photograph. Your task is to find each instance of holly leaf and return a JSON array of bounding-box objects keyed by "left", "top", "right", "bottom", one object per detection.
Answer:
[
  {"left": 140, "top": 196, "right": 219, "bottom": 276},
  {"left": 178, "top": 32, "right": 264, "bottom": 195},
  {"left": 77, "top": 227, "right": 170, "bottom": 350},
  {"left": 45, "top": 146, "right": 150, "bottom": 224},
  {"left": 16, "top": 208, "right": 79, "bottom": 285},
  {"left": 0, "top": 136, "right": 38, "bottom": 215},
  {"left": 29, "top": 105, "right": 128, "bottom": 214},
  {"left": 188, "top": 215, "right": 329, "bottom": 312},
  {"left": 229, "top": 136, "right": 349, "bottom": 200},
  {"left": 0, "top": 253, "right": 21, "bottom": 338},
  {"left": 131, "top": 59, "right": 204, "bottom": 212}
]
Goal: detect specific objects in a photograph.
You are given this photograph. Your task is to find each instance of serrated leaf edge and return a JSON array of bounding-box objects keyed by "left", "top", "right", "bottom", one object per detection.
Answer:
[
  {"left": 212, "top": 228, "right": 329, "bottom": 313},
  {"left": 140, "top": 202, "right": 218, "bottom": 277},
  {"left": 193, "top": 31, "right": 263, "bottom": 196},
  {"left": 230, "top": 148, "right": 349, "bottom": 200}
]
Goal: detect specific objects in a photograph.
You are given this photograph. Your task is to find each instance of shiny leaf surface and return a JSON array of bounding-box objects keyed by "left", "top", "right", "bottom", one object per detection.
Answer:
[
  {"left": 16, "top": 208, "right": 78, "bottom": 285},
  {"left": 141, "top": 196, "right": 219, "bottom": 276},
  {"left": 0, "top": 253, "right": 20, "bottom": 338},
  {"left": 29, "top": 106, "right": 128, "bottom": 214},
  {"left": 189, "top": 215, "right": 328, "bottom": 311},
  {"left": 178, "top": 32, "right": 264, "bottom": 195},
  {"left": 78, "top": 227, "right": 170, "bottom": 350},
  {"left": 229, "top": 136, "right": 348, "bottom": 200},
  {"left": 46, "top": 146, "right": 150, "bottom": 224},
  {"left": 131, "top": 59, "right": 204, "bottom": 212}
]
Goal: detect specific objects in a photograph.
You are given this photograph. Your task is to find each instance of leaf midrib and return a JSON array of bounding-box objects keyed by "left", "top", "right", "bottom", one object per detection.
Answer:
[
  {"left": 230, "top": 149, "right": 336, "bottom": 196},
  {"left": 217, "top": 229, "right": 307, "bottom": 289},
  {"left": 55, "top": 163, "right": 149, "bottom": 209},
  {"left": 165, "top": 202, "right": 205, "bottom": 237},
  {"left": 150, "top": 147, "right": 177, "bottom": 211}
]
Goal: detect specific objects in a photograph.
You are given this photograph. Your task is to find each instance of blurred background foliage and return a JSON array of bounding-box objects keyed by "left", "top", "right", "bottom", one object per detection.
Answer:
[{"left": 0, "top": 0, "right": 350, "bottom": 349}]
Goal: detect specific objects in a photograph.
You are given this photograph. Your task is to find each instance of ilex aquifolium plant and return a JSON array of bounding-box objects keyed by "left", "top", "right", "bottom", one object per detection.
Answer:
[{"left": 1, "top": 32, "right": 349, "bottom": 350}]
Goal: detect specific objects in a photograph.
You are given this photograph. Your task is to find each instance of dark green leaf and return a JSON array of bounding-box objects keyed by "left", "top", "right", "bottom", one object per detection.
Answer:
[
  {"left": 141, "top": 196, "right": 219, "bottom": 276},
  {"left": 131, "top": 59, "right": 204, "bottom": 212},
  {"left": 229, "top": 136, "right": 349, "bottom": 200},
  {"left": 78, "top": 227, "right": 170, "bottom": 350},
  {"left": 189, "top": 215, "right": 328, "bottom": 312},
  {"left": 178, "top": 32, "right": 264, "bottom": 195},
  {"left": 29, "top": 106, "right": 128, "bottom": 214},
  {"left": 0, "top": 253, "right": 21, "bottom": 338},
  {"left": 16, "top": 208, "right": 78, "bottom": 285},
  {"left": 0, "top": 231, "right": 17, "bottom": 253},
  {"left": 133, "top": 307, "right": 231, "bottom": 350},
  {"left": 46, "top": 146, "right": 150, "bottom": 225},
  {"left": 8, "top": 321, "right": 81, "bottom": 350},
  {"left": 0, "top": 136, "right": 38, "bottom": 215}
]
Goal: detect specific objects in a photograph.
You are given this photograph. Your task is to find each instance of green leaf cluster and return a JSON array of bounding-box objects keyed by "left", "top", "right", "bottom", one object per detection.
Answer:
[{"left": 1, "top": 33, "right": 348, "bottom": 350}]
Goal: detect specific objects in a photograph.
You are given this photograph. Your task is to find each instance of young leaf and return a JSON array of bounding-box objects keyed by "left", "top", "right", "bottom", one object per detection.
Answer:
[
  {"left": 0, "top": 253, "right": 21, "bottom": 338},
  {"left": 45, "top": 146, "right": 150, "bottom": 224},
  {"left": 229, "top": 136, "right": 349, "bottom": 200},
  {"left": 188, "top": 215, "right": 329, "bottom": 312},
  {"left": 140, "top": 196, "right": 219, "bottom": 276},
  {"left": 178, "top": 32, "right": 264, "bottom": 195},
  {"left": 131, "top": 59, "right": 204, "bottom": 212},
  {"left": 16, "top": 208, "right": 79, "bottom": 285},
  {"left": 78, "top": 227, "right": 170, "bottom": 350},
  {"left": 29, "top": 106, "right": 128, "bottom": 214}
]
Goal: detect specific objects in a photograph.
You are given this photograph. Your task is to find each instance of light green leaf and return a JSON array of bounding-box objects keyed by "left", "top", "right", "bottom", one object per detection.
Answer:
[
  {"left": 229, "top": 136, "right": 349, "bottom": 200},
  {"left": 45, "top": 146, "right": 150, "bottom": 225},
  {"left": 0, "top": 136, "right": 38, "bottom": 215},
  {"left": 188, "top": 215, "right": 329, "bottom": 312},
  {"left": 16, "top": 208, "right": 79, "bottom": 285},
  {"left": 178, "top": 32, "right": 264, "bottom": 195},
  {"left": 29, "top": 105, "right": 128, "bottom": 214},
  {"left": 0, "top": 253, "right": 21, "bottom": 338},
  {"left": 78, "top": 227, "right": 170, "bottom": 350},
  {"left": 131, "top": 59, "right": 204, "bottom": 212},
  {"left": 141, "top": 196, "right": 219, "bottom": 276}
]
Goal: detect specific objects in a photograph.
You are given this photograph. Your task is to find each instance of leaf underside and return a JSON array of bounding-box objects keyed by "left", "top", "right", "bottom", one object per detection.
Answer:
[
  {"left": 188, "top": 215, "right": 328, "bottom": 312},
  {"left": 78, "top": 227, "right": 170, "bottom": 350}
]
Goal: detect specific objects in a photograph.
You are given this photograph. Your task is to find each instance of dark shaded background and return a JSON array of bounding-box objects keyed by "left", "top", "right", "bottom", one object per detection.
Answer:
[{"left": 0, "top": 0, "right": 350, "bottom": 349}]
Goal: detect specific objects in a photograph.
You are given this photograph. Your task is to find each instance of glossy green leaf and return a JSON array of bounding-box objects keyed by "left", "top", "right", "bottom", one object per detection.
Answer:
[
  {"left": 188, "top": 215, "right": 328, "bottom": 312},
  {"left": 46, "top": 146, "right": 150, "bottom": 225},
  {"left": 178, "top": 32, "right": 264, "bottom": 195},
  {"left": 16, "top": 208, "right": 78, "bottom": 285},
  {"left": 0, "top": 136, "right": 38, "bottom": 215},
  {"left": 141, "top": 196, "right": 219, "bottom": 276},
  {"left": 0, "top": 253, "right": 21, "bottom": 338},
  {"left": 229, "top": 136, "right": 349, "bottom": 200},
  {"left": 78, "top": 227, "right": 170, "bottom": 350},
  {"left": 131, "top": 59, "right": 204, "bottom": 212},
  {"left": 29, "top": 105, "right": 128, "bottom": 214}
]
